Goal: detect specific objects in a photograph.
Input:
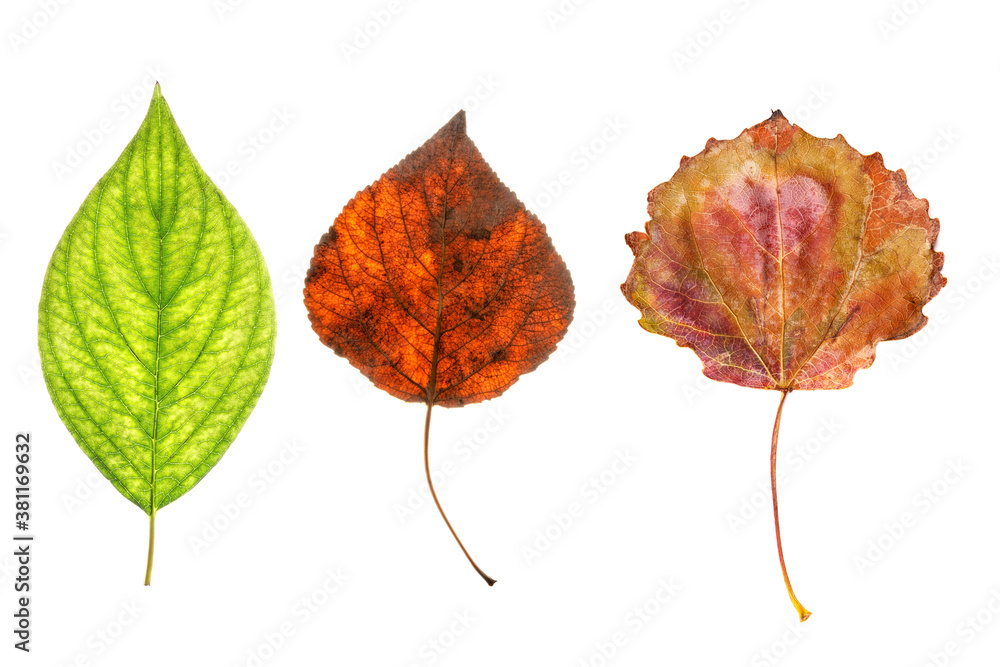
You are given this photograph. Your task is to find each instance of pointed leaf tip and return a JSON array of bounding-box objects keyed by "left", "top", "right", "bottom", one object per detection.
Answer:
[
  {"left": 147, "top": 82, "right": 167, "bottom": 118},
  {"left": 442, "top": 109, "right": 467, "bottom": 136}
]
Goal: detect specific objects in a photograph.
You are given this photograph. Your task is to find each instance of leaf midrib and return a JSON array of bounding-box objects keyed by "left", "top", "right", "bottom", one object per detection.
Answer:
[
  {"left": 427, "top": 164, "right": 450, "bottom": 405},
  {"left": 772, "top": 144, "right": 788, "bottom": 386},
  {"left": 423, "top": 160, "right": 536, "bottom": 403},
  {"left": 150, "top": 96, "right": 165, "bottom": 518}
]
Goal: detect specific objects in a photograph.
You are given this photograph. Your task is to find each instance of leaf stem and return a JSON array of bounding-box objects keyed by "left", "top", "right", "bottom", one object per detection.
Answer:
[
  {"left": 423, "top": 402, "right": 496, "bottom": 586},
  {"left": 144, "top": 509, "right": 156, "bottom": 586},
  {"left": 771, "top": 389, "right": 811, "bottom": 621}
]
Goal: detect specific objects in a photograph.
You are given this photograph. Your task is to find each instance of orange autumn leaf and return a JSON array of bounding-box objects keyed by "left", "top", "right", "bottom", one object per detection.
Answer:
[
  {"left": 305, "top": 111, "right": 574, "bottom": 584},
  {"left": 623, "top": 111, "right": 945, "bottom": 620}
]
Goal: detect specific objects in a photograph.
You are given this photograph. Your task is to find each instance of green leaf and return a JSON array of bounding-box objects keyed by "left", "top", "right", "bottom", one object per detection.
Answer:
[{"left": 38, "top": 84, "right": 276, "bottom": 583}]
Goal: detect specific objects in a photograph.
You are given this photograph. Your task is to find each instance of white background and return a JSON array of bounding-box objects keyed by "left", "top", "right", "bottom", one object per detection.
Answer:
[{"left": 2, "top": 0, "right": 998, "bottom": 665}]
